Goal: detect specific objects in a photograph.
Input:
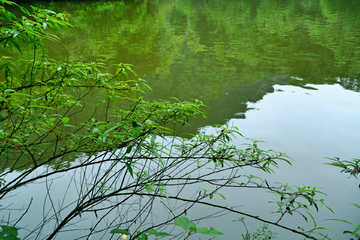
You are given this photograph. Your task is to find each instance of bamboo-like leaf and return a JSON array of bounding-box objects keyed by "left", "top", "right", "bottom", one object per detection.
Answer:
[
  {"left": 150, "top": 148, "right": 164, "bottom": 166},
  {"left": 19, "top": 6, "right": 29, "bottom": 15},
  {"left": 110, "top": 229, "right": 130, "bottom": 235},
  {"left": 125, "top": 163, "right": 133, "bottom": 178},
  {"left": 10, "top": 40, "right": 22, "bottom": 54},
  {"left": 132, "top": 120, "right": 140, "bottom": 137},
  {"left": 327, "top": 219, "right": 356, "bottom": 226},
  {"left": 126, "top": 145, "right": 132, "bottom": 154},
  {"left": 352, "top": 224, "right": 360, "bottom": 234},
  {"left": 28, "top": 105, "right": 54, "bottom": 109}
]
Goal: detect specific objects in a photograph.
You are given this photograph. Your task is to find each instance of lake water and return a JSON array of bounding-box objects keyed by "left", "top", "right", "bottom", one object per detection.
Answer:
[{"left": 2, "top": 0, "right": 360, "bottom": 239}]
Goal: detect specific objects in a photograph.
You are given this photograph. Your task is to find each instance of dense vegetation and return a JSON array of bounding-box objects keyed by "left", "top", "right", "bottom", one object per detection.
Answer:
[{"left": 0, "top": 0, "right": 359, "bottom": 239}]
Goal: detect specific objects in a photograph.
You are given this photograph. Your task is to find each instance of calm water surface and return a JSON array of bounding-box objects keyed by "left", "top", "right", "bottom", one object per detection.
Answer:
[{"left": 4, "top": 0, "right": 360, "bottom": 239}]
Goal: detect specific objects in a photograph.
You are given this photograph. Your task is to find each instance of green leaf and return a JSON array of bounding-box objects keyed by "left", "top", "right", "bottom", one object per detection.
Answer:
[
  {"left": 150, "top": 136, "right": 155, "bottom": 146},
  {"left": 174, "top": 217, "right": 196, "bottom": 230},
  {"left": 327, "top": 219, "right": 357, "bottom": 227},
  {"left": 4, "top": 10, "right": 12, "bottom": 20},
  {"left": 145, "top": 228, "right": 171, "bottom": 237},
  {"left": 110, "top": 229, "right": 130, "bottom": 235},
  {"left": 145, "top": 184, "right": 153, "bottom": 193},
  {"left": 352, "top": 224, "right": 360, "bottom": 234},
  {"left": 62, "top": 117, "right": 69, "bottom": 124},
  {"left": 19, "top": 6, "right": 30, "bottom": 15},
  {"left": 351, "top": 203, "right": 360, "bottom": 209},
  {"left": 307, "top": 211, "right": 317, "bottom": 227},
  {"left": 10, "top": 40, "right": 22, "bottom": 54},
  {"left": 126, "top": 145, "right": 132, "bottom": 154},
  {"left": 218, "top": 193, "right": 226, "bottom": 200},
  {"left": 195, "top": 227, "right": 223, "bottom": 236},
  {"left": 93, "top": 128, "right": 102, "bottom": 135},
  {"left": 132, "top": 120, "right": 140, "bottom": 137},
  {"left": 103, "top": 125, "right": 118, "bottom": 136},
  {"left": 125, "top": 163, "right": 133, "bottom": 178},
  {"left": 189, "top": 226, "right": 197, "bottom": 233},
  {"left": 136, "top": 232, "right": 147, "bottom": 240},
  {"left": 314, "top": 226, "right": 331, "bottom": 230},
  {"left": 0, "top": 225, "right": 20, "bottom": 240},
  {"left": 122, "top": 70, "right": 129, "bottom": 79},
  {"left": 28, "top": 105, "right": 54, "bottom": 109},
  {"left": 150, "top": 148, "right": 164, "bottom": 166},
  {"left": 298, "top": 212, "right": 308, "bottom": 222}
]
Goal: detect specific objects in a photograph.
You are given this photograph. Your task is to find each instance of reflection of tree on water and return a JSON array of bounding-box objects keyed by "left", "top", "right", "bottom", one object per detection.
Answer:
[
  {"left": 7, "top": 0, "right": 360, "bottom": 139},
  {"left": 151, "top": 73, "right": 291, "bottom": 138},
  {"left": 337, "top": 77, "right": 360, "bottom": 92},
  {"left": 40, "top": 0, "right": 360, "bottom": 95}
]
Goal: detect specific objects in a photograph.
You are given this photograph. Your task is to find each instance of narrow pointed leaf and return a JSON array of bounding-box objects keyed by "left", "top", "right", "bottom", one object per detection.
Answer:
[{"left": 110, "top": 229, "right": 130, "bottom": 235}]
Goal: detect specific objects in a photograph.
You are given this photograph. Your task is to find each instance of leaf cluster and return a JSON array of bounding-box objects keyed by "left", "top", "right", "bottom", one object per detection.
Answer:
[
  {"left": 0, "top": 0, "right": 71, "bottom": 52},
  {"left": 326, "top": 157, "right": 360, "bottom": 179}
]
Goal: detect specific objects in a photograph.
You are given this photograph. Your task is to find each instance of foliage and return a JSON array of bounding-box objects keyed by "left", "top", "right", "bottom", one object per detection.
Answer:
[
  {"left": 326, "top": 157, "right": 360, "bottom": 179},
  {"left": 174, "top": 216, "right": 223, "bottom": 238},
  {"left": 326, "top": 157, "right": 360, "bottom": 240},
  {"left": 326, "top": 219, "right": 360, "bottom": 240},
  {"left": 235, "top": 218, "right": 278, "bottom": 240},
  {"left": 268, "top": 184, "right": 333, "bottom": 224},
  {"left": 110, "top": 216, "right": 222, "bottom": 240},
  {"left": 0, "top": 225, "right": 20, "bottom": 240},
  {"left": 0, "top": 0, "right": 71, "bottom": 52},
  {"left": 0, "top": 1, "right": 352, "bottom": 240}
]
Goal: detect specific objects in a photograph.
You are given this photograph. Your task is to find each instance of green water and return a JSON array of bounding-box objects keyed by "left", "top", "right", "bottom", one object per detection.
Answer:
[
  {"left": 38, "top": 0, "right": 360, "bottom": 133},
  {"left": 4, "top": 0, "right": 360, "bottom": 239}
]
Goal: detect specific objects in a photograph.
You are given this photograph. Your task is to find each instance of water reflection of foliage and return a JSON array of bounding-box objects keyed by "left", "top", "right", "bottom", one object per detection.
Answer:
[{"left": 41, "top": 0, "right": 360, "bottom": 98}]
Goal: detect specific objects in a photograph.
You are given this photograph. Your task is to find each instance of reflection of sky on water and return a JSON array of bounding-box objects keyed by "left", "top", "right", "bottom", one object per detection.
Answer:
[
  {"left": 200, "top": 83, "right": 360, "bottom": 239},
  {"left": 2, "top": 84, "right": 359, "bottom": 240},
  {"left": 234, "top": 84, "right": 360, "bottom": 161}
]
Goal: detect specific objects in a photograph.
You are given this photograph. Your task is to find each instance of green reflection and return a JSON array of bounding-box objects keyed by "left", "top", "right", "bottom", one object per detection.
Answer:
[{"left": 17, "top": 0, "right": 360, "bottom": 135}]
